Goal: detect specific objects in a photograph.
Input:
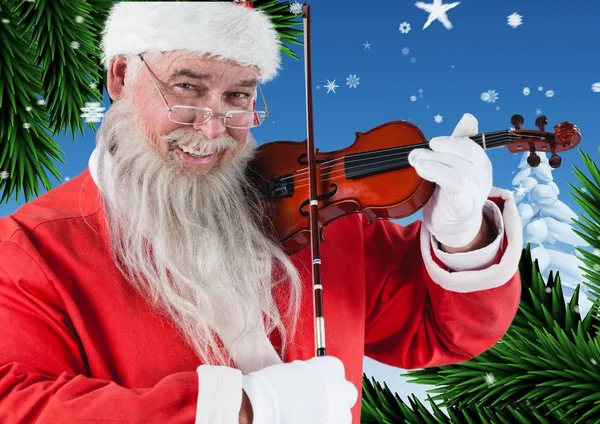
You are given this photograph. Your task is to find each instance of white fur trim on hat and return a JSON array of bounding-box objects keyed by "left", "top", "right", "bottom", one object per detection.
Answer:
[{"left": 101, "top": 2, "right": 282, "bottom": 82}]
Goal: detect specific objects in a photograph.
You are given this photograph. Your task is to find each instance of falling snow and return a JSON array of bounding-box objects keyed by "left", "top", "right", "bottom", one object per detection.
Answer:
[
  {"left": 324, "top": 79, "right": 339, "bottom": 94},
  {"left": 75, "top": 16, "right": 84, "bottom": 23},
  {"left": 346, "top": 74, "right": 360, "bottom": 88},
  {"left": 535, "top": 108, "right": 543, "bottom": 115},
  {"left": 481, "top": 89, "right": 499, "bottom": 103},
  {"left": 410, "top": 57, "right": 417, "bottom": 63},
  {"left": 37, "top": 99, "right": 46, "bottom": 105},
  {"left": 399, "top": 22, "right": 411, "bottom": 34},
  {"left": 70, "top": 41, "right": 80, "bottom": 49},
  {"left": 80, "top": 102, "right": 106, "bottom": 123},
  {"left": 289, "top": 1, "right": 302, "bottom": 15},
  {"left": 546, "top": 90, "right": 555, "bottom": 98},
  {"left": 2, "top": 19, "right": 9, "bottom": 24},
  {"left": 410, "top": 96, "right": 417, "bottom": 102},
  {"left": 484, "top": 373, "right": 496, "bottom": 386},
  {"left": 592, "top": 82, "right": 600, "bottom": 92},
  {"left": 0, "top": 171, "right": 9, "bottom": 180},
  {"left": 523, "top": 87, "right": 530, "bottom": 95},
  {"left": 538, "top": 86, "right": 544, "bottom": 91},
  {"left": 402, "top": 47, "right": 410, "bottom": 55},
  {"left": 507, "top": 12, "right": 523, "bottom": 28},
  {"left": 434, "top": 114, "right": 443, "bottom": 123},
  {"left": 25, "top": 106, "right": 32, "bottom": 112},
  {"left": 23, "top": 123, "right": 31, "bottom": 129},
  {"left": 363, "top": 41, "right": 371, "bottom": 49}
]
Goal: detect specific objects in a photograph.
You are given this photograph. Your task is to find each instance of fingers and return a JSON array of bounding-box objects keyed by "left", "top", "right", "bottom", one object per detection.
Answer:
[
  {"left": 410, "top": 156, "right": 471, "bottom": 192},
  {"left": 451, "top": 113, "right": 478, "bottom": 137}
]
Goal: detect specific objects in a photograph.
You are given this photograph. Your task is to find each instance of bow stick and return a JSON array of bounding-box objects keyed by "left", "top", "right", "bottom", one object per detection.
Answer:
[{"left": 302, "top": 3, "right": 326, "bottom": 357}]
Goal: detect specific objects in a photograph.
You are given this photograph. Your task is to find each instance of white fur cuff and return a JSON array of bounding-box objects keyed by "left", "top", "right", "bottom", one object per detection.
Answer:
[
  {"left": 421, "top": 188, "right": 523, "bottom": 293},
  {"left": 196, "top": 365, "right": 243, "bottom": 424}
]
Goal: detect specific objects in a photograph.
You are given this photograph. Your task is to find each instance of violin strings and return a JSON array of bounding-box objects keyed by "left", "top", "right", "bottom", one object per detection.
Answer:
[
  {"left": 288, "top": 136, "right": 512, "bottom": 191},
  {"left": 280, "top": 133, "right": 515, "bottom": 189},
  {"left": 277, "top": 131, "right": 515, "bottom": 184}
]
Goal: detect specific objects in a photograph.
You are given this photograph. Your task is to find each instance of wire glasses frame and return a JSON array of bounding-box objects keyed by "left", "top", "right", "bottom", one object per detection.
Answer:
[{"left": 138, "top": 53, "right": 269, "bottom": 128}]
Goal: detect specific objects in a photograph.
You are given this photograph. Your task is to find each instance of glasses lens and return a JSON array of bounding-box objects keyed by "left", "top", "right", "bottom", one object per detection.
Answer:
[
  {"left": 226, "top": 111, "right": 268, "bottom": 128},
  {"left": 169, "top": 106, "right": 211, "bottom": 125}
]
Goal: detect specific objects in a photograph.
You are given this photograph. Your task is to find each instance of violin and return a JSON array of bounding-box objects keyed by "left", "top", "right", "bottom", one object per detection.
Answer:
[{"left": 248, "top": 113, "right": 581, "bottom": 255}]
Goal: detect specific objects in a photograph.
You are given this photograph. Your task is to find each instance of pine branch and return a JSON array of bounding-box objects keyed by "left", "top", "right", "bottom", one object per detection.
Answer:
[
  {"left": 570, "top": 148, "right": 600, "bottom": 300},
  {"left": 15, "top": 0, "right": 103, "bottom": 140},
  {"left": 361, "top": 375, "right": 567, "bottom": 424},
  {"left": 0, "top": 1, "right": 64, "bottom": 203}
]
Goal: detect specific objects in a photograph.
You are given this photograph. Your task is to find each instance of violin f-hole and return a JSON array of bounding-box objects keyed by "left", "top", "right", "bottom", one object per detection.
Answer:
[
  {"left": 299, "top": 183, "right": 339, "bottom": 217},
  {"left": 297, "top": 152, "right": 329, "bottom": 165}
]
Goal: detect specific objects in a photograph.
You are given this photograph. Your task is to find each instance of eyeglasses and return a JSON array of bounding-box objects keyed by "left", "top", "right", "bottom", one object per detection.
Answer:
[{"left": 138, "top": 54, "right": 269, "bottom": 128}]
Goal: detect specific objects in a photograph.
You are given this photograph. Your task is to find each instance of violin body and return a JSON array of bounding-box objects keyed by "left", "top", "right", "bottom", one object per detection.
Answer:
[{"left": 248, "top": 121, "right": 435, "bottom": 253}]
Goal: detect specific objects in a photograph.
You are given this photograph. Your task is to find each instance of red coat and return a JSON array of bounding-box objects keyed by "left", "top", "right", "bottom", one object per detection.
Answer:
[{"left": 0, "top": 167, "right": 522, "bottom": 423}]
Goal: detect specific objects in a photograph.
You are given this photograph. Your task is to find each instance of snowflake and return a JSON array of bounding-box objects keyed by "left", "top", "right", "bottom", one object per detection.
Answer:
[
  {"left": 324, "top": 79, "right": 339, "bottom": 94},
  {"left": 592, "top": 359, "right": 598, "bottom": 365},
  {"left": 70, "top": 41, "right": 80, "bottom": 49},
  {"left": 399, "top": 22, "right": 411, "bottom": 34},
  {"left": 37, "top": 99, "right": 46, "bottom": 105},
  {"left": 450, "top": 64, "right": 455, "bottom": 68},
  {"left": 1, "top": 19, "right": 9, "bottom": 24},
  {"left": 410, "top": 96, "right": 417, "bottom": 102},
  {"left": 315, "top": 85, "right": 320, "bottom": 90},
  {"left": 523, "top": 87, "right": 530, "bottom": 95},
  {"left": 363, "top": 41, "right": 371, "bottom": 49},
  {"left": 64, "top": 176, "right": 71, "bottom": 182},
  {"left": 507, "top": 12, "right": 523, "bottom": 28},
  {"left": 484, "top": 372, "right": 496, "bottom": 386},
  {"left": 415, "top": 0, "right": 460, "bottom": 30},
  {"left": 346, "top": 74, "right": 360, "bottom": 88},
  {"left": 90, "top": 82, "right": 97, "bottom": 89},
  {"left": 434, "top": 114, "right": 443, "bottom": 123},
  {"left": 0, "top": 171, "right": 9, "bottom": 180},
  {"left": 23, "top": 123, "right": 31, "bottom": 129},
  {"left": 592, "top": 82, "right": 600, "bottom": 92},
  {"left": 289, "top": 1, "right": 302, "bottom": 15},
  {"left": 594, "top": 264, "right": 600, "bottom": 272},
  {"left": 410, "top": 57, "right": 417, "bottom": 63},
  {"left": 535, "top": 108, "right": 543, "bottom": 115},
  {"left": 545, "top": 90, "right": 555, "bottom": 98},
  {"left": 545, "top": 286, "right": 552, "bottom": 293},
  {"left": 538, "top": 86, "right": 543, "bottom": 91},
  {"left": 80, "top": 102, "right": 106, "bottom": 123},
  {"left": 418, "top": 88, "right": 423, "bottom": 93},
  {"left": 75, "top": 16, "right": 84, "bottom": 23},
  {"left": 402, "top": 47, "right": 410, "bottom": 55},
  {"left": 481, "top": 89, "right": 499, "bottom": 103},
  {"left": 496, "top": 106, "right": 500, "bottom": 110},
  {"left": 25, "top": 106, "right": 32, "bottom": 112}
]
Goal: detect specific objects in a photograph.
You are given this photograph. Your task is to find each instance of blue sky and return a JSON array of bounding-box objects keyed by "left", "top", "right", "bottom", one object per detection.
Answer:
[{"left": 1, "top": 0, "right": 599, "bottom": 409}]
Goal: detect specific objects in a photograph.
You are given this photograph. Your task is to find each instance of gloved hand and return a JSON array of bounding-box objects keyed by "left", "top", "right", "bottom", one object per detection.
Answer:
[
  {"left": 408, "top": 113, "right": 493, "bottom": 248},
  {"left": 241, "top": 356, "right": 358, "bottom": 424}
]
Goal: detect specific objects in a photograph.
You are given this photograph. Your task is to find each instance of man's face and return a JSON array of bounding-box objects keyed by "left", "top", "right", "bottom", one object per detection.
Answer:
[{"left": 124, "top": 51, "right": 260, "bottom": 174}]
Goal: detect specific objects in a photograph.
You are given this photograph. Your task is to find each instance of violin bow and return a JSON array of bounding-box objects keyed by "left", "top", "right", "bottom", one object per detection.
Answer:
[{"left": 302, "top": 3, "right": 326, "bottom": 357}]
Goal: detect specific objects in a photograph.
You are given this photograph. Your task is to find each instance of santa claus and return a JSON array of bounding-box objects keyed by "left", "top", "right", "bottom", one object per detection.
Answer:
[{"left": 0, "top": 2, "right": 522, "bottom": 424}]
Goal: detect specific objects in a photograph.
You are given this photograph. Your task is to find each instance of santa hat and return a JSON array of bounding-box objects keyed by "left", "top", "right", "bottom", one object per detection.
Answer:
[{"left": 100, "top": 1, "right": 282, "bottom": 83}]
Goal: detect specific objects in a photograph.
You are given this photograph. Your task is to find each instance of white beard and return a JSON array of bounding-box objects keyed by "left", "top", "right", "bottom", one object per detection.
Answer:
[{"left": 93, "top": 99, "right": 302, "bottom": 370}]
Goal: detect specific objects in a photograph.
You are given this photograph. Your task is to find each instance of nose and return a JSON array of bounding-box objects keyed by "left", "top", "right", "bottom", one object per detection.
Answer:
[{"left": 191, "top": 113, "right": 228, "bottom": 140}]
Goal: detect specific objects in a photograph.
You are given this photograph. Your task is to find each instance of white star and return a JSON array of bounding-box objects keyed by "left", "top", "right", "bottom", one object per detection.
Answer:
[
  {"left": 363, "top": 41, "right": 371, "bottom": 49},
  {"left": 415, "top": 0, "right": 461, "bottom": 30},
  {"left": 324, "top": 79, "right": 339, "bottom": 94}
]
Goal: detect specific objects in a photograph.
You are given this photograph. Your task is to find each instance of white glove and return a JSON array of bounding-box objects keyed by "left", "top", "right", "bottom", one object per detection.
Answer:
[
  {"left": 241, "top": 356, "right": 358, "bottom": 424},
  {"left": 408, "top": 113, "right": 492, "bottom": 248}
]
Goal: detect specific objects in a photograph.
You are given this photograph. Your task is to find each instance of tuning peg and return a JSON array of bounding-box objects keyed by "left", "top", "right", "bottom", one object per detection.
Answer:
[
  {"left": 549, "top": 154, "right": 562, "bottom": 168},
  {"left": 535, "top": 115, "right": 548, "bottom": 131},
  {"left": 511, "top": 114, "right": 524, "bottom": 130},
  {"left": 527, "top": 152, "right": 541, "bottom": 167}
]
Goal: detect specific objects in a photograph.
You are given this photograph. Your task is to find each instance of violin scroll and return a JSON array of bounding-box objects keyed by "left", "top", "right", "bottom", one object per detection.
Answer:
[{"left": 506, "top": 114, "right": 581, "bottom": 169}]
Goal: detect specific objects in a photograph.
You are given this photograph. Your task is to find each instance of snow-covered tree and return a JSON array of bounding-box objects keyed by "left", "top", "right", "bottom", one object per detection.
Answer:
[{"left": 512, "top": 151, "right": 590, "bottom": 299}]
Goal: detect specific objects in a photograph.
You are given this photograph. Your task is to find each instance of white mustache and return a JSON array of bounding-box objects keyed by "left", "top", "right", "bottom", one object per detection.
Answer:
[{"left": 161, "top": 129, "right": 238, "bottom": 156}]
